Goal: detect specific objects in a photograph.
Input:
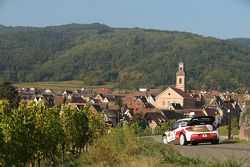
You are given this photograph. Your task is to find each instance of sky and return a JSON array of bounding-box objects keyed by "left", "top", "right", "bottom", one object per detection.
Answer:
[{"left": 0, "top": 0, "right": 250, "bottom": 39}]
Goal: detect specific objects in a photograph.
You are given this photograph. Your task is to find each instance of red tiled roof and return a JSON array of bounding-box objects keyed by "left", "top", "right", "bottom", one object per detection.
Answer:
[
  {"left": 125, "top": 92, "right": 146, "bottom": 99},
  {"left": 134, "top": 108, "right": 159, "bottom": 114}
]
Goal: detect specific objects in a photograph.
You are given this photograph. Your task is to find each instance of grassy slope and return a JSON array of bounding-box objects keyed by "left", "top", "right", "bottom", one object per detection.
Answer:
[
  {"left": 15, "top": 80, "right": 117, "bottom": 91},
  {"left": 64, "top": 128, "right": 243, "bottom": 167}
]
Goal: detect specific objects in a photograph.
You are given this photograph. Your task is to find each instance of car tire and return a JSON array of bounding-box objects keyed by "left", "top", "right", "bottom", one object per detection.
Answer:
[
  {"left": 162, "top": 135, "right": 168, "bottom": 144},
  {"left": 179, "top": 133, "right": 188, "bottom": 146},
  {"left": 191, "top": 142, "right": 199, "bottom": 145},
  {"left": 211, "top": 139, "right": 219, "bottom": 144}
]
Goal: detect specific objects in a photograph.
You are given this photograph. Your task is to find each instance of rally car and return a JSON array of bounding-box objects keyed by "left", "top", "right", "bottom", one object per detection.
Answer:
[{"left": 162, "top": 116, "right": 219, "bottom": 145}]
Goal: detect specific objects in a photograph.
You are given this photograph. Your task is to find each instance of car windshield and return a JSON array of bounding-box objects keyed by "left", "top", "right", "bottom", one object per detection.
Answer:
[
  {"left": 187, "top": 117, "right": 215, "bottom": 126},
  {"left": 180, "top": 120, "right": 189, "bottom": 127}
]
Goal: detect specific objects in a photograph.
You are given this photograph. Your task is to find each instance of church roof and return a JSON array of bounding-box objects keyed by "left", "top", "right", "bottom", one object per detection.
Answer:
[
  {"left": 156, "top": 87, "right": 192, "bottom": 99},
  {"left": 171, "top": 87, "right": 192, "bottom": 99}
]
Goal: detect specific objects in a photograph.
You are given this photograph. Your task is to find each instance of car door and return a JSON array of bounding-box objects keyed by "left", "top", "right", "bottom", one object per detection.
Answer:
[{"left": 167, "top": 122, "right": 180, "bottom": 142}]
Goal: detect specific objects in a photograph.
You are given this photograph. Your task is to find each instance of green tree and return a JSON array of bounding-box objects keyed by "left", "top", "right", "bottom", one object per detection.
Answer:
[
  {"left": 242, "top": 102, "right": 250, "bottom": 126},
  {"left": 35, "top": 103, "right": 64, "bottom": 166},
  {"left": 84, "top": 104, "right": 107, "bottom": 142},
  {"left": 60, "top": 105, "right": 89, "bottom": 154},
  {"left": 0, "top": 100, "right": 36, "bottom": 166},
  {"left": 0, "top": 82, "right": 19, "bottom": 108}
]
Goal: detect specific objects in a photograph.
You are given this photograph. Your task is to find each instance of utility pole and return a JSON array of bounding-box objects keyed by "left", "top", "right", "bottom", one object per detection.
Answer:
[{"left": 227, "top": 109, "right": 231, "bottom": 140}]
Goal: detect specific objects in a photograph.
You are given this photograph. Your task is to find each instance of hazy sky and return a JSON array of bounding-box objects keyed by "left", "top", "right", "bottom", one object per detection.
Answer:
[{"left": 0, "top": 0, "right": 250, "bottom": 39}]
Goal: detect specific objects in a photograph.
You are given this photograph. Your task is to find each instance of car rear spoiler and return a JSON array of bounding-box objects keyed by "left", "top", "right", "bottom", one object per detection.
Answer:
[{"left": 187, "top": 116, "right": 215, "bottom": 126}]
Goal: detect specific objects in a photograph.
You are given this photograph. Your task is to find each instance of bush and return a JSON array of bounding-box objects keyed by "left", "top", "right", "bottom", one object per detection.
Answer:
[{"left": 77, "top": 127, "right": 141, "bottom": 167}]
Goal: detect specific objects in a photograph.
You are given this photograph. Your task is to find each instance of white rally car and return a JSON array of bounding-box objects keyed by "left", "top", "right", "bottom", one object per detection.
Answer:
[{"left": 162, "top": 116, "right": 219, "bottom": 145}]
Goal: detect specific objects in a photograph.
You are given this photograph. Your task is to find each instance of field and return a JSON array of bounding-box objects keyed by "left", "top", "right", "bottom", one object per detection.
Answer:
[{"left": 15, "top": 80, "right": 118, "bottom": 91}]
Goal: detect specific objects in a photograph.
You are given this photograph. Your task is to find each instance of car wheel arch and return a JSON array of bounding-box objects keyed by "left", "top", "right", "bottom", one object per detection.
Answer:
[{"left": 179, "top": 133, "right": 188, "bottom": 146}]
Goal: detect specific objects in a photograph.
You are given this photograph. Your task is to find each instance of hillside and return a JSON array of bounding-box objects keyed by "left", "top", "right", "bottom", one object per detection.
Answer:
[
  {"left": 0, "top": 23, "right": 250, "bottom": 90},
  {"left": 227, "top": 38, "right": 250, "bottom": 48}
]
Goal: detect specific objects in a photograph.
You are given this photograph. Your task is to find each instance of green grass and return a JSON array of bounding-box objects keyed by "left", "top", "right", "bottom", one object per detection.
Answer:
[
  {"left": 15, "top": 80, "right": 118, "bottom": 91},
  {"left": 63, "top": 127, "right": 244, "bottom": 167},
  {"left": 218, "top": 125, "right": 239, "bottom": 136}
]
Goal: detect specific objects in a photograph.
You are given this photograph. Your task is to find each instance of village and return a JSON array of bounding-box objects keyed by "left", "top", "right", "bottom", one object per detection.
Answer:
[{"left": 17, "top": 62, "right": 250, "bottom": 140}]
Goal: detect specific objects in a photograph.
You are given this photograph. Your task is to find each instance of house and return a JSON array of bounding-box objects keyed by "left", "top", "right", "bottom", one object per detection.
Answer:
[
  {"left": 213, "top": 95, "right": 241, "bottom": 125},
  {"left": 90, "top": 103, "right": 103, "bottom": 114},
  {"left": 41, "top": 94, "right": 54, "bottom": 108},
  {"left": 102, "top": 95, "right": 122, "bottom": 103},
  {"left": 104, "top": 110, "right": 118, "bottom": 126},
  {"left": 67, "top": 96, "right": 86, "bottom": 109},
  {"left": 98, "top": 88, "right": 110, "bottom": 94},
  {"left": 103, "top": 102, "right": 122, "bottom": 126},
  {"left": 95, "top": 93, "right": 105, "bottom": 102},
  {"left": 155, "top": 87, "right": 195, "bottom": 110},
  {"left": 191, "top": 93, "right": 205, "bottom": 108},
  {"left": 44, "top": 89, "right": 52, "bottom": 95},
  {"left": 146, "top": 94, "right": 156, "bottom": 107},
  {"left": 144, "top": 112, "right": 168, "bottom": 130},
  {"left": 123, "top": 108, "right": 134, "bottom": 122},
  {"left": 134, "top": 108, "right": 159, "bottom": 115},
  {"left": 33, "top": 95, "right": 43, "bottom": 104},
  {"left": 169, "top": 103, "right": 183, "bottom": 110},
  {"left": 161, "top": 110, "right": 184, "bottom": 120},
  {"left": 54, "top": 95, "right": 66, "bottom": 107},
  {"left": 139, "top": 88, "right": 148, "bottom": 92},
  {"left": 203, "top": 107, "right": 219, "bottom": 117},
  {"left": 90, "top": 98, "right": 101, "bottom": 104},
  {"left": 63, "top": 90, "right": 73, "bottom": 95},
  {"left": 30, "top": 87, "right": 39, "bottom": 95}
]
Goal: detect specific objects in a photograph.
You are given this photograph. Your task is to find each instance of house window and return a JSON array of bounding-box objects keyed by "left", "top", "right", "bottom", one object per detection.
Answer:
[
  {"left": 162, "top": 100, "right": 165, "bottom": 105},
  {"left": 168, "top": 93, "right": 171, "bottom": 95},
  {"left": 180, "top": 67, "right": 183, "bottom": 71},
  {"left": 179, "top": 78, "right": 182, "bottom": 84}
]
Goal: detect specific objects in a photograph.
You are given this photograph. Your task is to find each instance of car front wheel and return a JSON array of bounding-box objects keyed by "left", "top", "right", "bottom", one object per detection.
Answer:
[
  {"left": 179, "top": 133, "right": 188, "bottom": 146},
  {"left": 162, "top": 135, "right": 168, "bottom": 144}
]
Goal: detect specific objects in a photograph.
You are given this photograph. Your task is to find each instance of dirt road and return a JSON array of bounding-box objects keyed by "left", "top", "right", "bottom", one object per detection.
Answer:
[{"left": 144, "top": 135, "right": 250, "bottom": 167}]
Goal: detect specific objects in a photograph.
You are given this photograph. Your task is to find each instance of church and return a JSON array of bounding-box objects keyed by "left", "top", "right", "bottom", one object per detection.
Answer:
[{"left": 155, "top": 62, "right": 195, "bottom": 110}]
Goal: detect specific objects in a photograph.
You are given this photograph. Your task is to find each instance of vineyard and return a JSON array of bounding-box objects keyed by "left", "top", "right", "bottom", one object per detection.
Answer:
[{"left": 0, "top": 100, "right": 106, "bottom": 166}]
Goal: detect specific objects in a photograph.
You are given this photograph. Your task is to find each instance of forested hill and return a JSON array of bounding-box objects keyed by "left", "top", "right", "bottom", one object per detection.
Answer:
[
  {"left": 0, "top": 23, "right": 250, "bottom": 91},
  {"left": 227, "top": 38, "right": 250, "bottom": 48}
]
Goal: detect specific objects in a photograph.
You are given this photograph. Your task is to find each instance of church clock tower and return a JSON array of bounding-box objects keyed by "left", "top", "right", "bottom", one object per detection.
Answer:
[{"left": 176, "top": 62, "right": 185, "bottom": 92}]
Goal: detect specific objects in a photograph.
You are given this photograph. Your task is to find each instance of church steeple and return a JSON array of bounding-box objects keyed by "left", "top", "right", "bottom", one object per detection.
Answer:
[{"left": 176, "top": 62, "right": 185, "bottom": 92}]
